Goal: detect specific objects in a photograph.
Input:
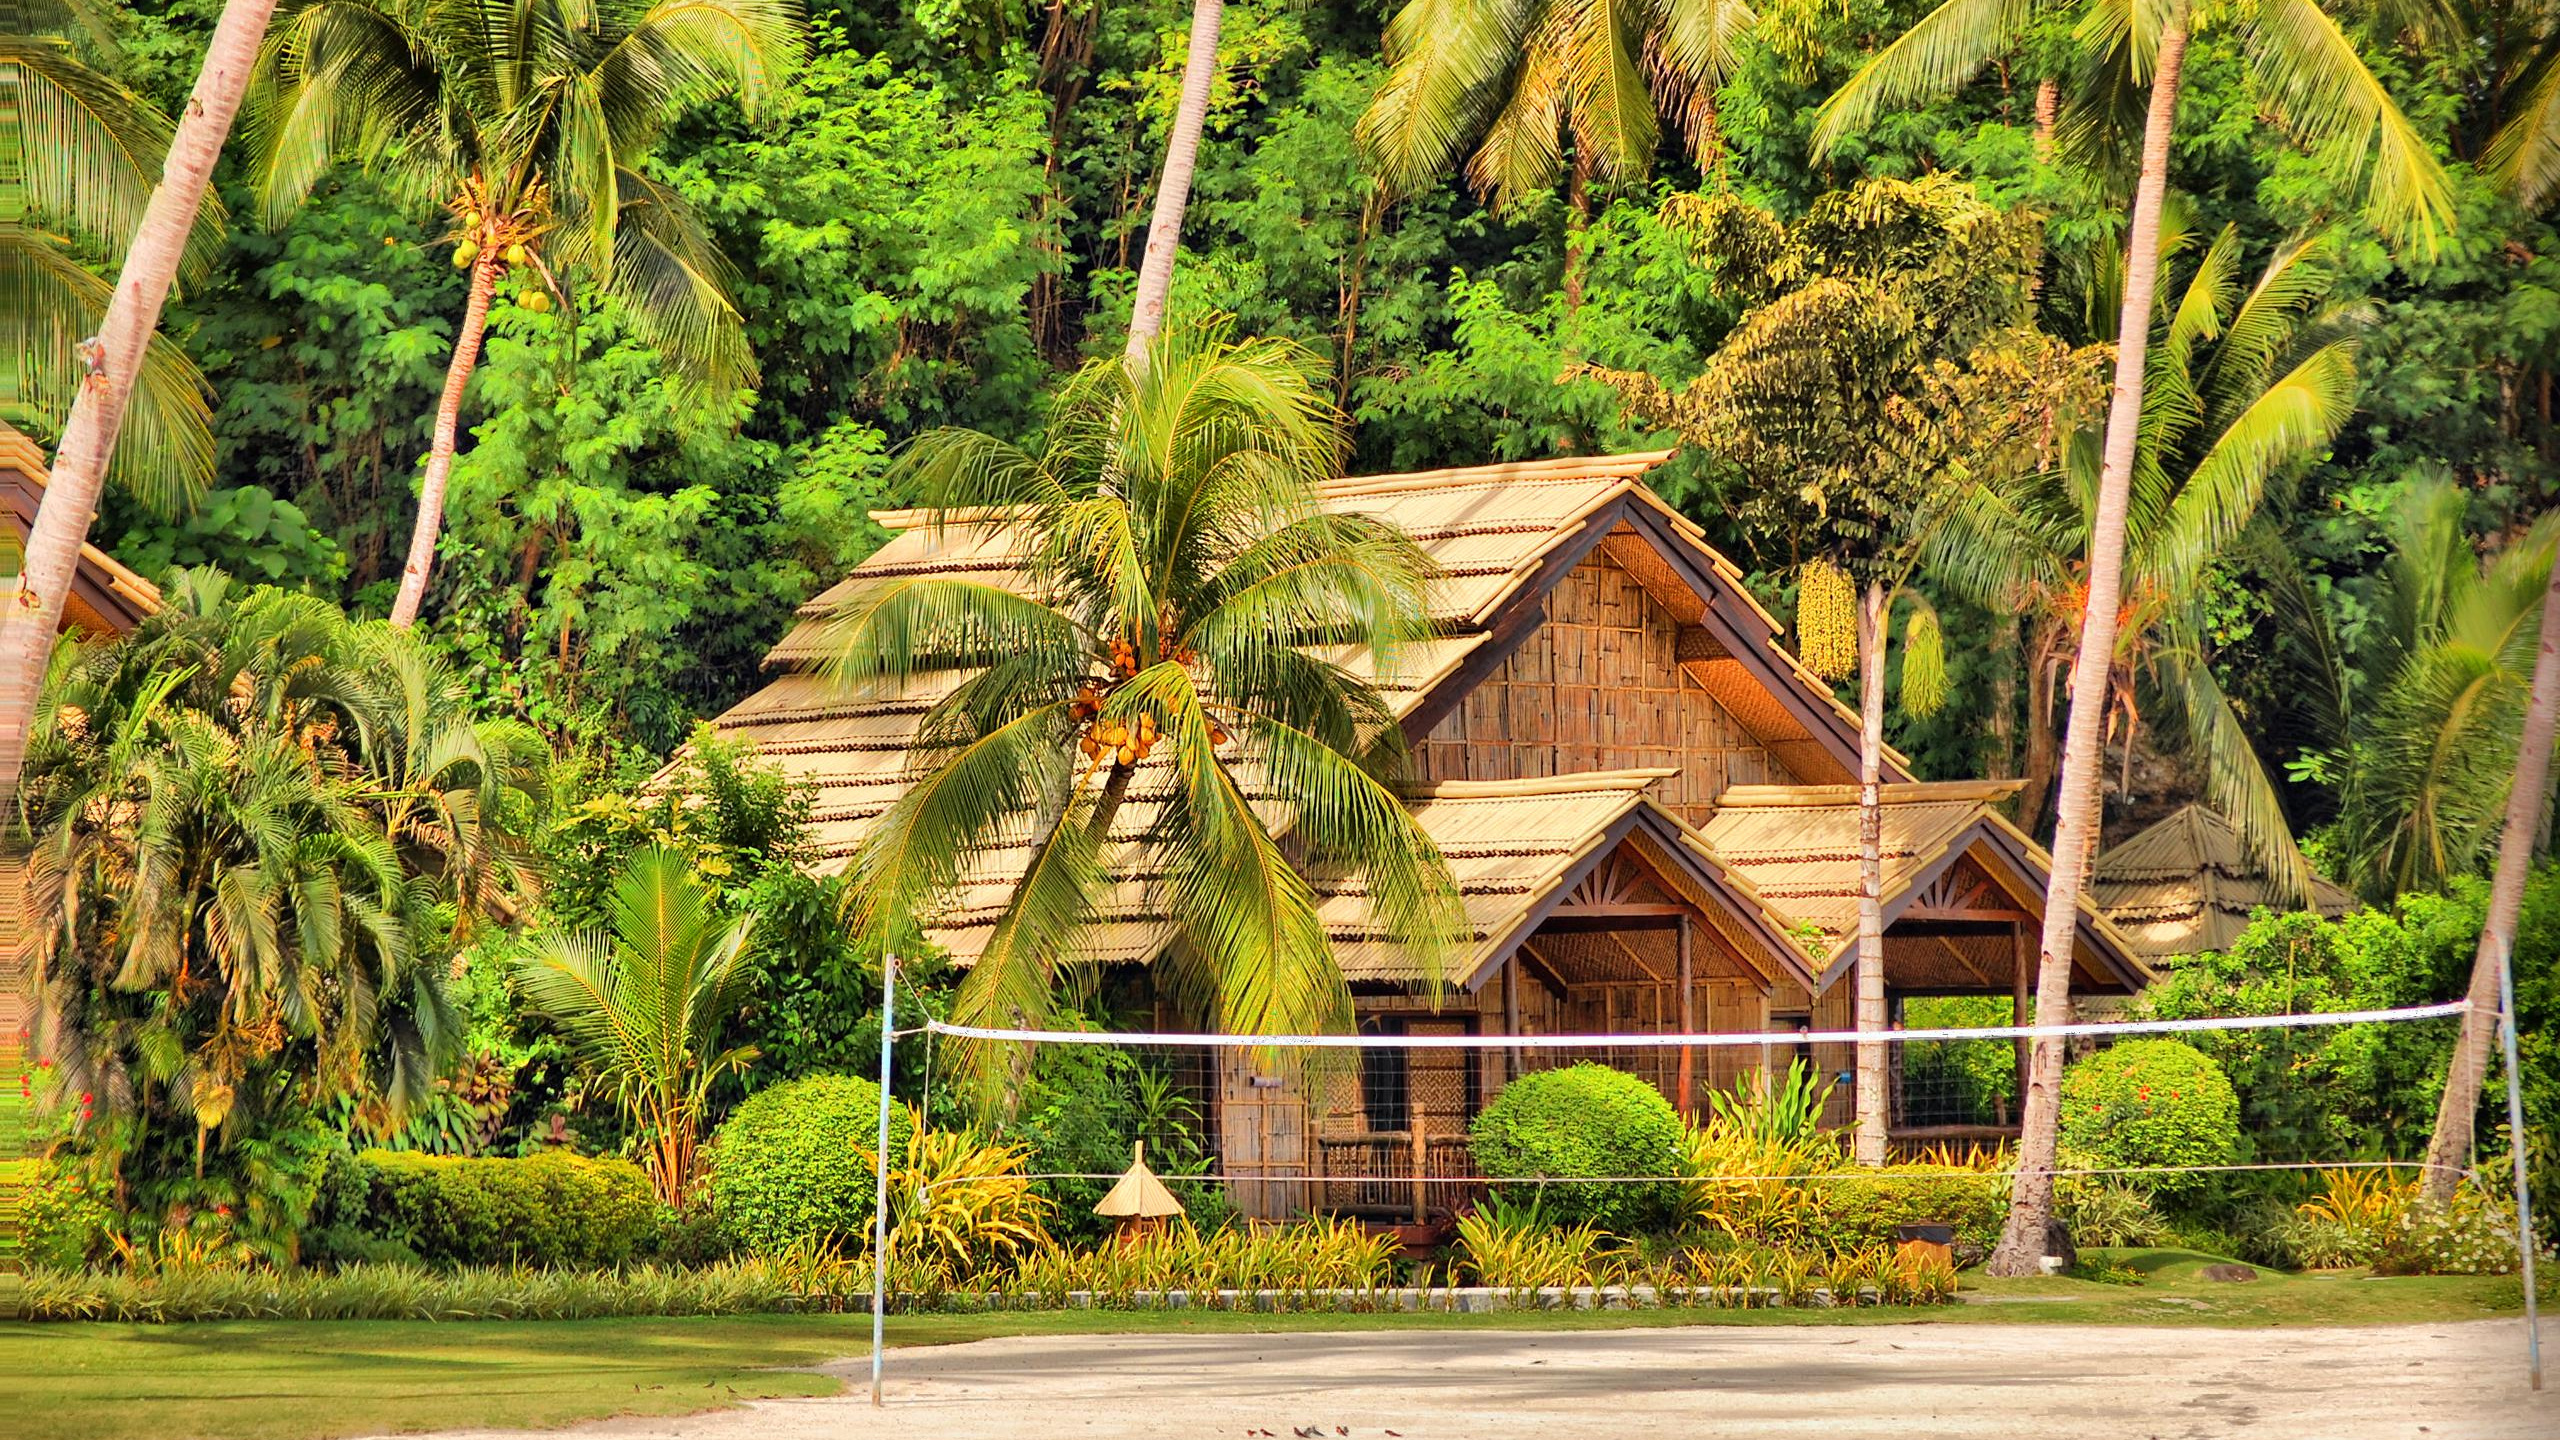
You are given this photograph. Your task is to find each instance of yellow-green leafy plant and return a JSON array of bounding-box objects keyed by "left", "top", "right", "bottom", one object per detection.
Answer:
[
  {"left": 875, "top": 1117, "right": 1053, "bottom": 1288},
  {"left": 1451, "top": 1197, "right": 1624, "bottom": 1291}
]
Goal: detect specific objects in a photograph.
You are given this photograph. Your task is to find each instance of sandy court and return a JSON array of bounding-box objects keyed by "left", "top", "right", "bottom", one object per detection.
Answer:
[{"left": 402, "top": 1319, "right": 2555, "bottom": 1440}]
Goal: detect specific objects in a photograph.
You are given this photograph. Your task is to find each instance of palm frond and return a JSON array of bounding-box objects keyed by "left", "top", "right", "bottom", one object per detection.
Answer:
[
  {"left": 0, "top": 36, "right": 226, "bottom": 279},
  {"left": 2247, "top": 0, "right": 2456, "bottom": 253},
  {"left": 1358, "top": 0, "right": 1539, "bottom": 203},
  {"left": 0, "top": 228, "right": 214, "bottom": 512},
  {"left": 2485, "top": 47, "right": 2560, "bottom": 211},
  {"left": 1810, "top": 0, "right": 2034, "bottom": 158}
]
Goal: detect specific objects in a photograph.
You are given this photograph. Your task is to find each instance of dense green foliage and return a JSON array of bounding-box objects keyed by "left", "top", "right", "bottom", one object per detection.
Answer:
[
  {"left": 317, "top": 1151, "right": 659, "bottom": 1269},
  {"left": 707, "top": 1075, "right": 914, "bottom": 1256},
  {"left": 1470, "top": 1063, "right": 1687, "bottom": 1231},
  {"left": 2058, "top": 1040, "right": 2243, "bottom": 1195}
]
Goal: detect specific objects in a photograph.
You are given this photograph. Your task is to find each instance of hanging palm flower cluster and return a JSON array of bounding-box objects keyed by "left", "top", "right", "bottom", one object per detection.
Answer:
[
  {"left": 449, "top": 180, "right": 559, "bottom": 314},
  {"left": 1797, "top": 558, "right": 1858, "bottom": 680},
  {"left": 1900, "top": 604, "right": 1947, "bottom": 717}
]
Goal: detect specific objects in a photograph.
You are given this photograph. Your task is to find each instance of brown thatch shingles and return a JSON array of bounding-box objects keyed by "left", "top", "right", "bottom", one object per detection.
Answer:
[
  {"left": 2092, "top": 804, "right": 2360, "bottom": 960},
  {"left": 698, "top": 451, "right": 1888, "bottom": 988},
  {"left": 1691, "top": 781, "right": 2151, "bottom": 994}
]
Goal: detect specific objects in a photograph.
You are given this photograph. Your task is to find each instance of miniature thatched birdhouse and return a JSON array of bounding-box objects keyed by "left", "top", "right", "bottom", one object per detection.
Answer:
[{"left": 1094, "top": 1140, "right": 1185, "bottom": 1240}]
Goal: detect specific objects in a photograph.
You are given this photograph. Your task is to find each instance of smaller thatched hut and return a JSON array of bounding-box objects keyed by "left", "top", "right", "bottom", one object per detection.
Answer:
[{"left": 2091, "top": 805, "right": 2359, "bottom": 961}]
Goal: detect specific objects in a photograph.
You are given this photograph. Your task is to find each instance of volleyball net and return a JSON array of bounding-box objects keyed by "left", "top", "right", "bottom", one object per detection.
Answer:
[{"left": 858, "top": 986, "right": 2544, "bottom": 1399}]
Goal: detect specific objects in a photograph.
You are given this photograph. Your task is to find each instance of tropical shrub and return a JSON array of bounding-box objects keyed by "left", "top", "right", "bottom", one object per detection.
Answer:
[
  {"left": 21, "top": 1160, "right": 116, "bottom": 1270},
  {"left": 709, "top": 1075, "right": 914, "bottom": 1256},
  {"left": 1803, "top": 1167, "right": 2009, "bottom": 1257},
  {"left": 1008, "top": 1218, "right": 1401, "bottom": 1304},
  {"left": 1470, "top": 1063, "right": 1685, "bottom": 1231},
  {"left": 1677, "top": 1113, "right": 1844, "bottom": 1248},
  {"left": 2058, "top": 1040, "right": 2241, "bottom": 1196},
  {"left": 2372, "top": 1187, "right": 2536, "bottom": 1278},
  {"left": 352, "top": 1151, "right": 658, "bottom": 1268},
  {"left": 2055, "top": 1177, "right": 2172, "bottom": 1248},
  {"left": 1452, "top": 1196, "right": 1624, "bottom": 1289},
  {"left": 882, "top": 1118, "right": 1053, "bottom": 1286}
]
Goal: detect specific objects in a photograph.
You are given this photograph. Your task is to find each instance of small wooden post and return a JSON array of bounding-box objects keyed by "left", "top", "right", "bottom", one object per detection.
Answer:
[
  {"left": 1675, "top": 916, "right": 1696, "bottom": 1118},
  {"left": 2011, "top": 920, "right": 2033, "bottom": 1106},
  {"left": 1409, "top": 1121, "right": 1428, "bottom": 1224}
]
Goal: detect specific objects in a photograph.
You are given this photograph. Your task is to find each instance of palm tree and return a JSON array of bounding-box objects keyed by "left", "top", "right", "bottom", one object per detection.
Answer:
[
  {"left": 511, "top": 845, "right": 758, "bottom": 1205},
  {"left": 21, "top": 570, "right": 548, "bottom": 1194},
  {"left": 2420, "top": 522, "right": 2560, "bottom": 1199},
  {"left": 824, "top": 323, "right": 1466, "bottom": 1101},
  {"left": 1818, "top": 0, "right": 2462, "bottom": 1275},
  {"left": 0, "top": 0, "right": 275, "bottom": 821},
  {"left": 1928, "top": 226, "right": 2363, "bottom": 897},
  {"left": 2, "top": 3, "right": 222, "bottom": 508},
  {"left": 1124, "top": 0, "right": 1224, "bottom": 364},
  {"left": 245, "top": 0, "right": 802, "bottom": 627},
  {"left": 2333, "top": 486, "right": 2560, "bottom": 898},
  {"left": 1356, "top": 0, "right": 1757, "bottom": 305}
]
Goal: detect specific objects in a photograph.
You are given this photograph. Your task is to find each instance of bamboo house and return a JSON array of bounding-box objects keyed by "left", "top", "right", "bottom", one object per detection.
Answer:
[{"left": 706, "top": 451, "right": 2152, "bottom": 1217}]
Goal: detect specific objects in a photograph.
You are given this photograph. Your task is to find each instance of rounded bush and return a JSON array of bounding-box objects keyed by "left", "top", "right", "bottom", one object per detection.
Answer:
[
  {"left": 2058, "top": 1039, "right": 2240, "bottom": 1195},
  {"left": 1469, "top": 1063, "right": 1685, "bottom": 1232},
  {"left": 710, "top": 1074, "right": 913, "bottom": 1256}
]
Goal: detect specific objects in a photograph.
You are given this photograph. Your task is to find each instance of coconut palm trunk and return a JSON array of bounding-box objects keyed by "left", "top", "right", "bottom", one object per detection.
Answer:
[
  {"left": 1855, "top": 579, "right": 1892, "bottom": 1165},
  {"left": 1985, "top": 13, "right": 2190, "bottom": 1278},
  {"left": 1123, "top": 0, "right": 1224, "bottom": 365},
  {"left": 0, "top": 0, "right": 278, "bottom": 813},
  {"left": 2420, "top": 549, "right": 2560, "bottom": 1200},
  {"left": 388, "top": 249, "right": 500, "bottom": 628}
]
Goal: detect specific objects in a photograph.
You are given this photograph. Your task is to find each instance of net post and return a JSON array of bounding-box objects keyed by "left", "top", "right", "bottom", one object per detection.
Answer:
[
  {"left": 869, "top": 952, "right": 897, "bottom": 1408},
  {"left": 2494, "top": 932, "right": 2542, "bottom": 1391}
]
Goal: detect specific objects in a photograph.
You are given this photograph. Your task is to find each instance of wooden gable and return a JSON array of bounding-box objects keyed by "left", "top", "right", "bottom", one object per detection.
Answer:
[{"left": 1412, "top": 543, "right": 1857, "bottom": 824}]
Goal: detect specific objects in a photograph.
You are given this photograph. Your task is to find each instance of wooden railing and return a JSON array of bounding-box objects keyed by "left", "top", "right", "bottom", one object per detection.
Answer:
[{"left": 1312, "top": 1132, "right": 1482, "bottom": 1220}]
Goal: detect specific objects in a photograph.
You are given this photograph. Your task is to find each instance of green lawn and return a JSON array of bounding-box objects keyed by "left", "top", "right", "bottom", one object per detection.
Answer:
[{"left": 5, "top": 1253, "right": 2531, "bottom": 1440}]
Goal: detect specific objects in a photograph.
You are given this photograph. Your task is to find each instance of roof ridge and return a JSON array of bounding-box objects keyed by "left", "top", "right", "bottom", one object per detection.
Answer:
[
  {"left": 1714, "top": 780, "right": 2025, "bottom": 808},
  {"left": 1403, "top": 768, "right": 1676, "bottom": 801},
  {"left": 1319, "top": 449, "right": 1677, "bottom": 499}
]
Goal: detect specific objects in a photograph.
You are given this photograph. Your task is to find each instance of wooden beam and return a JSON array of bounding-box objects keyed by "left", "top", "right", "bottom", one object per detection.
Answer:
[
  {"left": 1899, "top": 906, "right": 2037, "bottom": 924},
  {"left": 1676, "top": 916, "right": 1696, "bottom": 1119}
]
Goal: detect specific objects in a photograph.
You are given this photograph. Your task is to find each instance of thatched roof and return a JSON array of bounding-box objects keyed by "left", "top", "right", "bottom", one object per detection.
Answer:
[
  {"left": 1, "top": 423, "right": 161, "bottom": 637},
  {"left": 701, "top": 451, "right": 1908, "bottom": 992},
  {"left": 1094, "top": 1143, "right": 1186, "bottom": 1219},
  {"left": 2092, "top": 805, "right": 2360, "bottom": 960},
  {"left": 1691, "top": 782, "right": 2152, "bottom": 994}
]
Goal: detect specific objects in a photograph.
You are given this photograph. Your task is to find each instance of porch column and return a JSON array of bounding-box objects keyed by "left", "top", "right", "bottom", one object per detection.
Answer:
[
  {"left": 1502, "top": 949, "right": 1522, "bottom": 1087},
  {"left": 2011, "top": 919, "right": 2033, "bottom": 1111},
  {"left": 1675, "top": 916, "right": 1696, "bottom": 1117}
]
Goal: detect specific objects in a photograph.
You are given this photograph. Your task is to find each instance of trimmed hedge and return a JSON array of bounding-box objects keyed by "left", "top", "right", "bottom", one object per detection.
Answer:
[
  {"left": 2058, "top": 1039, "right": 2241, "bottom": 1195},
  {"left": 355, "top": 1151, "right": 658, "bottom": 1267},
  {"left": 1470, "top": 1063, "right": 1684, "bottom": 1232},
  {"left": 1802, "top": 1168, "right": 2008, "bottom": 1256},
  {"left": 710, "top": 1074, "right": 913, "bottom": 1256}
]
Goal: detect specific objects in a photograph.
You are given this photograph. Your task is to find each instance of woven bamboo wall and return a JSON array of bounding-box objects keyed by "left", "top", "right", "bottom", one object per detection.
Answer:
[{"left": 1414, "top": 552, "right": 1795, "bottom": 822}]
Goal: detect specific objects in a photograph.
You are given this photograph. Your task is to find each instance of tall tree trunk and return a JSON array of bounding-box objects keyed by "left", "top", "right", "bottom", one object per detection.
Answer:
[
  {"left": 1123, "top": 0, "right": 1224, "bottom": 366},
  {"left": 1985, "top": 617, "right": 2019, "bottom": 780},
  {"left": 2420, "top": 548, "right": 2560, "bottom": 1200},
  {"left": 387, "top": 251, "right": 500, "bottom": 629},
  {"left": 1855, "top": 580, "right": 1892, "bottom": 1166},
  {"left": 2033, "top": 75, "right": 2059, "bottom": 158},
  {"left": 0, "top": 0, "right": 278, "bottom": 815},
  {"left": 1562, "top": 162, "right": 1592, "bottom": 316},
  {"left": 2019, "top": 617, "right": 2063, "bottom": 837},
  {"left": 1985, "top": 14, "right": 2189, "bottom": 1279}
]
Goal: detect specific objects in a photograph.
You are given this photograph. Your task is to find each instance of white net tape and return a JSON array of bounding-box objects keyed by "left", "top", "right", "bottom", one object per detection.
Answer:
[{"left": 922, "top": 999, "right": 2470, "bottom": 1049}]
